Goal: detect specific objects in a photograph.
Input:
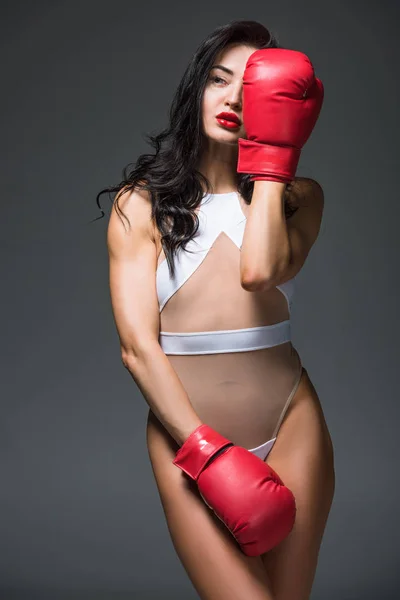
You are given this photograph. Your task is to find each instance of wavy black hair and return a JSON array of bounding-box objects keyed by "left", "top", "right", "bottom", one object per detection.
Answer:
[{"left": 94, "top": 20, "right": 301, "bottom": 279}]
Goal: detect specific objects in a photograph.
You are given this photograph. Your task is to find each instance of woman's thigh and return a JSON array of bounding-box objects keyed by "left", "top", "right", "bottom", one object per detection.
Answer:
[
  {"left": 146, "top": 409, "right": 275, "bottom": 600},
  {"left": 261, "top": 369, "right": 336, "bottom": 600}
]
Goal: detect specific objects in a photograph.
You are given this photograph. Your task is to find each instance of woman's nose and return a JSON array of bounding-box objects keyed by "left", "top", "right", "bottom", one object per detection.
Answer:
[
  {"left": 226, "top": 91, "right": 242, "bottom": 109},
  {"left": 227, "top": 85, "right": 243, "bottom": 107}
]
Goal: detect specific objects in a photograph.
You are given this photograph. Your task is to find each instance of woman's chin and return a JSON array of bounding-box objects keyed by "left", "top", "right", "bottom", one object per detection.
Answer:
[{"left": 205, "top": 129, "right": 241, "bottom": 145}]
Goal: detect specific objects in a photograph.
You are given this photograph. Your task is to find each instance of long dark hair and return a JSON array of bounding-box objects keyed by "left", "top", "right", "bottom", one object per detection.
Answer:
[{"left": 94, "top": 20, "right": 300, "bottom": 279}]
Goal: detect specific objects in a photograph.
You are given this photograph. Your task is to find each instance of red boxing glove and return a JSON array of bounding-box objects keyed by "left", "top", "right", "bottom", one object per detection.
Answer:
[
  {"left": 173, "top": 424, "right": 296, "bottom": 556},
  {"left": 237, "top": 48, "right": 324, "bottom": 183}
]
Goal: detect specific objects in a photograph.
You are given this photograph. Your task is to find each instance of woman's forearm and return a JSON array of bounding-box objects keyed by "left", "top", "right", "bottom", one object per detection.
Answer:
[
  {"left": 240, "top": 180, "right": 291, "bottom": 290},
  {"left": 123, "top": 342, "right": 202, "bottom": 446}
]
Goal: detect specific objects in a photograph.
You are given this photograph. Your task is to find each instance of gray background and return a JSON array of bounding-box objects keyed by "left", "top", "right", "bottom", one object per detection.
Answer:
[{"left": 2, "top": 0, "right": 399, "bottom": 598}]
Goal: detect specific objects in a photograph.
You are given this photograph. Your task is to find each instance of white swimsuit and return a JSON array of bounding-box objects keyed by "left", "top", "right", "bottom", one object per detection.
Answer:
[{"left": 156, "top": 191, "right": 303, "bottom": 460}]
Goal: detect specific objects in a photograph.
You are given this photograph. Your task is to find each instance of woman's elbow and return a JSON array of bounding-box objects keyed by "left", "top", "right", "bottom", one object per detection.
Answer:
[
  {"left": 241, "top": 274, "right": 274, "bottom": 292},
  {"left": 120, "top": 340, "right": 158, "bottom": 369}
]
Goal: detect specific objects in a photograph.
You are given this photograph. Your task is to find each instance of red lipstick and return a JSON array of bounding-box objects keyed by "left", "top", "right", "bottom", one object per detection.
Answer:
[{"left": 216, "top": 112, "right": 241, "bottom": 129}]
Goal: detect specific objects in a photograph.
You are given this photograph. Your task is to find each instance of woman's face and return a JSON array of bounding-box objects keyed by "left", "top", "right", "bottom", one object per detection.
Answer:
[{"left": 201, "top": 43, "right": 258, "bottom": 145}]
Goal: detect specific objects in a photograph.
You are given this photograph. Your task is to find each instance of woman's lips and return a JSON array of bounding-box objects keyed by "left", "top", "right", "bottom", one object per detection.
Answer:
[{"left": 216, "top": 117, "right": 240, "bottom": 130}]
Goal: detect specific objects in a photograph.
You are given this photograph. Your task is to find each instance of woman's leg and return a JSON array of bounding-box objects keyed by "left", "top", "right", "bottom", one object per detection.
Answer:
[
  {"left": 146, "top": 410, "right": 275, "bottom": 600},
  {"left": 261, "top": 370, "right": 336, "bottom": 600}
]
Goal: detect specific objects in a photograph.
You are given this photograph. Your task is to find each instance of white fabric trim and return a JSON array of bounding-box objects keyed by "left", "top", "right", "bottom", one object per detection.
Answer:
[
  {"left": 247, "top": 437, "right": 276, "bottom": 460},
  {"left": 159, "top": 321, "right": 291, "bottom": 355}
]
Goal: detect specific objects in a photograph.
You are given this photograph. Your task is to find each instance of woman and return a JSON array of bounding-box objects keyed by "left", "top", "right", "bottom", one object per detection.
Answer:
[{"left": 97, "top": 20, "right": 335, "bottom": 600}]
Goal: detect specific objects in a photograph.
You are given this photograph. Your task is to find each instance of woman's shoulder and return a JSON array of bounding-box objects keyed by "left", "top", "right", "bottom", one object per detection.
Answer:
[
  {"left": 285, "top": 176, "right": 323, "bottom": 217},
  {"left": 289, "top": 177, "right": 324, "bottom": 207},
  {"left": 285, "top": 176, "right": 325, "bottom": 250},
  {"left": 108, "top": 182, "right": 155, "bottom": 243},
  {"left": 115, "top": 181, "right": 152, "bottom": 211}
]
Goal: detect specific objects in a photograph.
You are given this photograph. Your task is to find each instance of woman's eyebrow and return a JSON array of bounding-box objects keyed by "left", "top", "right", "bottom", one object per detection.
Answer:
[{"left": 211, "top": 64, "right": 234, "bottom": 76}]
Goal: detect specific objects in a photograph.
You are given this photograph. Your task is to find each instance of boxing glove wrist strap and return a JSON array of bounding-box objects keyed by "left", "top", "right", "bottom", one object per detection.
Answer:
[
  {"left": 173, "top": 424, "right": 233, "bottom": 481},
  {"left": 237, "top": 138, "right": 301, "bottom": 183}
]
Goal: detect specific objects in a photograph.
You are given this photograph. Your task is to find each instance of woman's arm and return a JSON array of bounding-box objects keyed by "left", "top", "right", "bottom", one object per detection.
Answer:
[
  {"left": 240, "top": 180, "right": 289, "bottom": 289},
  {"left": 240, "top": 178, "right": 324, "bottom": 291},
  {"left": 107, "top": 187, "right": 202, "bottom": 446}
]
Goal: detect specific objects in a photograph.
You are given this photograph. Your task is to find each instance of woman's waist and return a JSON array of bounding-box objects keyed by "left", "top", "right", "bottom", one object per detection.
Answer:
[
  {"left": 158, "top": 319, "right": 292, "bottom": 355},
  {"left": 165, "top": 342, "right": 302, "bottom": 401}
]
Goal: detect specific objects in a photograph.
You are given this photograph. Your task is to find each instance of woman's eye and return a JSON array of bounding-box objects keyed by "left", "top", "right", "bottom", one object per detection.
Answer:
[{"left": 210, "top": 76, "right": 226, "bottom": 85}]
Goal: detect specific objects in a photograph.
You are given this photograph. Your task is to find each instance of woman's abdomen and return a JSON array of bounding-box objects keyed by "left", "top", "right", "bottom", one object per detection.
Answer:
[{"left": 166, "top": 341, "right": 303, "bottom": 450}]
